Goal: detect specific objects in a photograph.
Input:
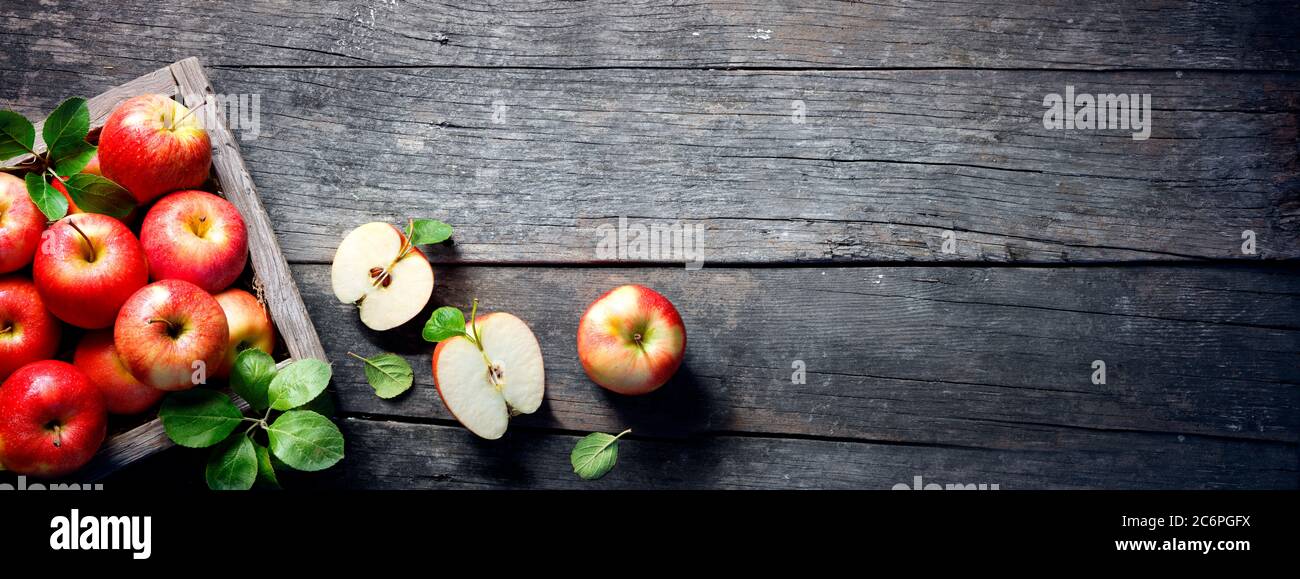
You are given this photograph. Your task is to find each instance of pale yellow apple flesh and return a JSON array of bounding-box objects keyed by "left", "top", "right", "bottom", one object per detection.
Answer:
[
  {"left": 331, "top": 222, "right": 434, "bottom": 331},
  {"left": 433, "top": 312, "right": 545, "bottom": 439}
]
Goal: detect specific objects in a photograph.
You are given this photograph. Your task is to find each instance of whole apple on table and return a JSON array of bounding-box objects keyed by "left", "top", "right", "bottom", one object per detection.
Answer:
[{"left": 0, "top": 93, "right": 277, "bottom": 478}]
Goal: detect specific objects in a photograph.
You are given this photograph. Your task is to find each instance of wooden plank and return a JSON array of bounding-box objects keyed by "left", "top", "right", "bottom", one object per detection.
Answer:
[
  {"left": 311, "top": 417, "right": 1297, "bottom": 489},
  {"left": 2, "top": 0, "right": 1298, "bottom": 71},
  {"left": 103, "top": 67, "right": 1300, "bottom": 263},
  {"left": 7, "top": 66, "right": 1297, "bottom": 264},
  {"left": 289, "top": 264, "right": 1300, "bottom": 451}
]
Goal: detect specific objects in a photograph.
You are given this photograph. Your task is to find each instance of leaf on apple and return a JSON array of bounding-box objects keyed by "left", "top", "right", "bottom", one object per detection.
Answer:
[
  {"left": 24, "top": 172, "right": 67, "bottom": 221},
  {"left": 253, "top": 441, "right": 281, "bottom": 489},
  {"left": 205, "top": 435, "right": 258, "bottom": 491},
  {"left": 349, "top": 352, "right": 413, "bottom": 399},
  {"left": 267, "top": 410, "right": 345, "bottom": 472},
  {"left": 61, "top": 174, "right": 136, "bottom": 218},
  {"left": 570, "top": 429, "right": 631, "bottom": 481},
  {"left": 0, "top": 109, "right": 36, "bottom": 161},
  {"left": 422, "top": 306, "right": 467, "bottom": 343},
  {"left": 407, "top": 218, "right": 453, "bottom": 246},
  {"left": 159, "top": 390, "right": 244, "bottom": 448},
  {"left": 231, "top": 348, "right": 277, "bottom": 412},
  {"left": 267, "top": 358, "right": 332, "bottom": 411}
]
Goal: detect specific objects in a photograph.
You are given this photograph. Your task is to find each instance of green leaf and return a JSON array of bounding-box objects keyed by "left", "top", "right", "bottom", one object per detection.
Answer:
[
  {"left": 61, "top": 174, "right": 135, "bottom": 218},
  {"left": 407, "top": 218, "right": 453, "bottom": 246},
  {"left": 422, "top": 306, "right": 466, "bottom": 343},
  {"left": 0, "top": 110, "right": 36, "bottom": 160},
  {"left": 205, "top": 435, "right": 257, "bottom": 491},
  {"left": 159, "top": 390, "right": 244, "bottom": 448},
  {"left": 570, "top": 429, "right": 631, "bottom": 481},
  {"left": 49, "top": 140, "right": 96, "bottom": 177},
  {"left": 42, "top": 97, "right": 89, "bottom": 157},
  {"left": 253, "top": 441, "right": 281, "bottom": 489},
  {"left": 349, "top": 352, "right": 413, "bottom": 399},
  {"left": 24, "top": 173, "right": 67, "bottom": 221},
  {"left": 231, "top": 349, "right": 276, "bottom": 411},
  {"left": 267, "top": 410, "right": 345, "bottom": 472},
  {"left": 267, "top": 358, "right": 332, "bottom": 411}
]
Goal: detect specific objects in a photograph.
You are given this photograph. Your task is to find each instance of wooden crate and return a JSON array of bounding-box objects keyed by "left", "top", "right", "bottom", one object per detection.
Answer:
[{"left": 21, "top": 57, "right": 327, "bottom": 480}]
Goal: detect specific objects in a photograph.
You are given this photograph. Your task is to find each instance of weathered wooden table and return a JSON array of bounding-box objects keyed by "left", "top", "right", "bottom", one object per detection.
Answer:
[{"left": 3, "top": 1, "right": 1297, "bottom": 489}]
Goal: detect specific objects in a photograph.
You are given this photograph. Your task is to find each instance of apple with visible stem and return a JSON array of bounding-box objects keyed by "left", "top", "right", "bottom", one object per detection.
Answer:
[
  {"left": 432, "top": 304, "right": 544, "bottom": 440},
  {"left": 73, "top": 330, "right": 164, "bottom": 415},
  {"left": 0, "top": 172, "right": 44, "bottom": 274},
  {"left": 97, "top": 93, "right": 210, "bottom": 205},
  {"left": 0, "top": 360, "right": 107, "bottom": 478},
  {"left": 213, "top": 288, "right": 275, "bottom": 377},
  {"left": 332, "top": 222, "right": 433, "bottom": 331},
  {"left": 577, "top": 284, "right": 686, "bottom": 395},
  {"left": 0, "top": 276, "right": 61, "bottom": 382},
  {"left": 140, "top": 190, "right": 248, "bottom": 294},
  {"left": 114, "top": 279, "right": 229, "bottom": 391},
  {"left": 33, "top": 213, "right": 149, "bottom": 329}
]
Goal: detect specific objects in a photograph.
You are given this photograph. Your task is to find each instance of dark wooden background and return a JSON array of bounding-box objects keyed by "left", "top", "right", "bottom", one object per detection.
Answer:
[{"left": 2, "top": 0, "right": 1297, "bottom": 489}]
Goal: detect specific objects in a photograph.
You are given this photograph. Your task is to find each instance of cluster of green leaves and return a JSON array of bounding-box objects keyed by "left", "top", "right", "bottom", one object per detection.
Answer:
[
  {"left": 158, "top": 351, "right": 344, "bottom": 490},
  {"left": 0, "top": 99, "right": 134, "bottom": 220}
]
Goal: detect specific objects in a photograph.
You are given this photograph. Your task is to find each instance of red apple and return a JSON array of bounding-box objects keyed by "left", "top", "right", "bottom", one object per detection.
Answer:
[
  {"left": 114, "top": 279, "right": 229, "bottom": 391},
  {"left": 81, "top": 152, "right": 102, "bottom": 176},
  {"left": 213, "top": 288, "right": 275, "bottom": 377},
  {"left": 73, "top": 330, "right": 164, "bottom": 415},
  {"left": 577, "top": 285, "right": 686, "bottom": 395},
  {"left": 98, "top": 93, "right": 210, "bottom": 204},
  {"left": 0, "top": 276, "right": 61, "bottom": 382},
  {"left": 0, "top": 172, "right": 44, "bottom": 274},
  {"left": 33, "top": 213, "right": 149, "bottom": 329},
  {"left": 0, "top": 360, "right": 107, "bottom": 478},
  {"left": 140, "top": 190, "right": 247, "bottom": 294}
]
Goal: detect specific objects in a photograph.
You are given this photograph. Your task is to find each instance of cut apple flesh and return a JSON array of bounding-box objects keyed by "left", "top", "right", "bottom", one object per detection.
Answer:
[
  {"left": 331, "top": 222, "right": 434, "bottom": 331},
  {"left": 433, "top": 312, "right": 545, "bottom": 439}
]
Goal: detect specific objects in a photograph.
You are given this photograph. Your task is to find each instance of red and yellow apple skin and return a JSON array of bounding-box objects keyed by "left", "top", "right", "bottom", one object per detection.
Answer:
[
  {"left": 98, "top": 93, "right": 211, "bottom": 204},
  {"left": 0, "top": 360, "right": 107, "bottom": 478},
  {"left": 576, "top": 285, "right": 686, "bottom": 395},
  {"left": 140, "top": 190, "right": 248, "bottom": 294},
  {"left": 114, "top": 279, "right": 230, "bottom": 391},
  {"left": 33, "top": 213, "right": 149, "bottom": 329},
  {"left": 80, "top": 152, "right": 102, "bottom": 176},
  {"left": 213, "top": 288, "right": 275, "bottom": 378},
  {"left": 0, "top": 276, "right": 61, "bottom": 382},
  {"left": 73, "top": 330, "right": 164, "bottom": 415},
  {"left": 0, "top": 172, "right": 45, "bottom": 274}
]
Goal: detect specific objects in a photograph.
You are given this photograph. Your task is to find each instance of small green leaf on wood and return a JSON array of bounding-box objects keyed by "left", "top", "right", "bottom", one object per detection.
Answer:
[
  {"left": 267, "top": 410, "right": 345, "bottom": 472},
  {"left": 570, "top": 429, "right": 631, "bottom": 481},
  {"left": 62, "top": 173, "right": 135, "bottom": 218},
  {"left": 422, "top": 306, "right": 466, "bottom": 343},
  {"left": 25, "top": 172, "right": 67, "bottom": 221},
  {"left": 231, "top": 348, "right": 276, "bottom": 411},
  {"left": 205, "top": 435, "right": 257, "bottom": 491},
  {"left": 407, "top": 218, "right": 453, "bottom": 246},
  {"left": 348, "top": 352, "right": 413, "bottom": 399},
  {"left": 0, "top": 110, "right": 36, "bottom": 160},
  {"left": 159, "top": 390, "right": 244, "bottom": 448},
  {"left": 267, "top": 358, "right": 332, "bottom": 411}
]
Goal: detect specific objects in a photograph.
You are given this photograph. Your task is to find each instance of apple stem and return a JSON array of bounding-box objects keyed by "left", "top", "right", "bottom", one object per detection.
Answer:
[
  {"left": 67, "top": 219, "right": 96, "bottom": 263},
  {"left": 171, "top": 98, "right": 208, "bottom": 129},
  {"left": 0, "top": 323, "right": 11, "bottom": 334},
  {"left": 51, "top": 425, "right": 62, "bottom": 448}
]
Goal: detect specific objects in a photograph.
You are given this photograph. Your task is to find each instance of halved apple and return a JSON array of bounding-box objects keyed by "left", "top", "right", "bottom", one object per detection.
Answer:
[
  {"left": 432, "top": 312, "right": 545, "bottom": 439},
  {"left": 331, "top": 222, "right": 434, "bottom": 331}
]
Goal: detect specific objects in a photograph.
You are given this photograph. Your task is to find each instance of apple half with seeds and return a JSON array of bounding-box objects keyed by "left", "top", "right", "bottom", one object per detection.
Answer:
[
  {"left": 431, "top": 309, "right": 544, "bottom": 439},
  {"left": 331, "top": 222, "right": 434, "bottom": 331}
]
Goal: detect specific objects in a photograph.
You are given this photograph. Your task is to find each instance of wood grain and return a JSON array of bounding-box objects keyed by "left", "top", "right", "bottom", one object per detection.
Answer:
[
  {"left": 12, "top": 66, "right": 1293, "bottom": 264},
  {"left": 3, "top": 0, "right": 1297, "bottom": 71},
  {"left": 290, "top": 264, "right": 1300, "bottom": 451},
  {"left": 312, "top": 417, "right": 1296, "bottom": 489}
]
